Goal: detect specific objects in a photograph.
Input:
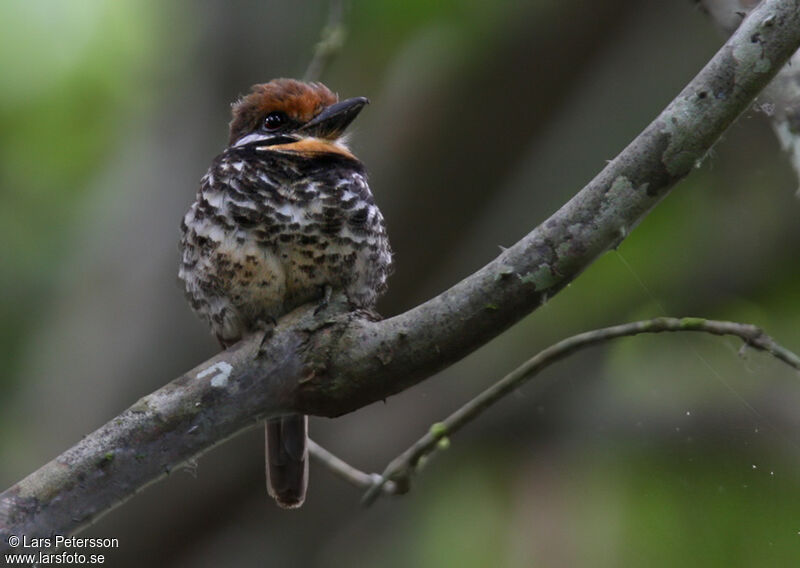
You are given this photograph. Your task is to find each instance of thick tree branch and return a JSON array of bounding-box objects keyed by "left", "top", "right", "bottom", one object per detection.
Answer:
[
  {"left": 360, "top": 317, "right": 800, "bottom": 505},
  {"left": 2, "top": 0, "right": 800, "bottom": 546}
]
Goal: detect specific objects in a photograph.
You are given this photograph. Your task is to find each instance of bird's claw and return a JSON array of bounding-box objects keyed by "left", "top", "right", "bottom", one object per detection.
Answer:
[
  {"left": 256, "top": 317, "right": 278, "bottom": 358},
  {"left": 314, "top": 285, "right": 333, "bottom": 316}
]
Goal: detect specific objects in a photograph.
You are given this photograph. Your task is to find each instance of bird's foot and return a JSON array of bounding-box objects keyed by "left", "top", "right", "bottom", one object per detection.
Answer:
[
  {"left": 314, "top": 285, "right": 334, "bottom": 316},
  {"left": 256, "top": 317, "right": 278, "bottom": 358}
]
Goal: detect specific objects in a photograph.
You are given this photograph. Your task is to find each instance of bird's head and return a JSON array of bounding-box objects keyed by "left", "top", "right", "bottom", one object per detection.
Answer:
[{"left": 228, "top": 78, "right": 368, "bottom": 159}]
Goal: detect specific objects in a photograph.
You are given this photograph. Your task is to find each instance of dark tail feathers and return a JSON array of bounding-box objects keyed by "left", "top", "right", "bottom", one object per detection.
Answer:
[{"left": 265, "top": 414, "right": 308, "bottom": 508}]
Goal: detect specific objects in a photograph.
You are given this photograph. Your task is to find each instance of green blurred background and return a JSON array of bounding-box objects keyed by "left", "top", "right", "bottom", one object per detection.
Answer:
[{"left": 1, "top": 1, "right": 799, "bottom": 566}]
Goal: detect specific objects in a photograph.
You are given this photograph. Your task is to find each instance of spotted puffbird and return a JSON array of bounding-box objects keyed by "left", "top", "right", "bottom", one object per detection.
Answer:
[{"left": 179, "top": 79, "right": 392, "bottom": 508}]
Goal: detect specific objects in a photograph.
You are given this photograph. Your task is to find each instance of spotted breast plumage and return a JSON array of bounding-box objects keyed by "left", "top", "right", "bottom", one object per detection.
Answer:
[{"left": 178, "top": 79, "right": 392, "bottom": 508}]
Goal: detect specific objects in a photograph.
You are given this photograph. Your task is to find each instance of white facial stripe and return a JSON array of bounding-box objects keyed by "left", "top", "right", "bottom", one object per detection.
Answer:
[
  {"left": 232, "top": 132, "right": 275, "bottom": 147},
  {"left": 234, "top": 132, "right": 352, "bottom": 149}
]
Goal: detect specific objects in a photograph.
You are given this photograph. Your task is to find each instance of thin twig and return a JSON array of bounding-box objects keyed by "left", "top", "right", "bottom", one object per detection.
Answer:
[
  {"left": 307, "top": 439, "right": 398, "bottom": 494},
  {"left": 361, "top": 317, "right": 800, "bottom": 505},
  {"left": 303, "top": 0, "right": 346, "bottom": 82}
]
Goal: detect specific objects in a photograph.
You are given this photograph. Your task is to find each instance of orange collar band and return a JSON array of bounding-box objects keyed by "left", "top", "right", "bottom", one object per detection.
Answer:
[{"left": 269, "top": 138, "right": 356, "bottom": 160}]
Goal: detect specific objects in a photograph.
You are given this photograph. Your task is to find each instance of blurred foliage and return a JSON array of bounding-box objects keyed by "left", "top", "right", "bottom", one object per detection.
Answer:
[
  {"left": 0, "top": 0, "right": 161, "bottom": 384},
  {"left": 350, "top": 0, "right": 512, "bottom": 60},
  {"left": 1, "top": 1, "right": 800, "bottom": 566},
  {"left": 570, "top": 447, "right": 800, "bottom": 567}
]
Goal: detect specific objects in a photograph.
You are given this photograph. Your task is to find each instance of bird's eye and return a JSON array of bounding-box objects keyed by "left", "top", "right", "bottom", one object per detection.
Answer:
[{"left": 263, "top": 112, "right": 287, "bottom": 130}]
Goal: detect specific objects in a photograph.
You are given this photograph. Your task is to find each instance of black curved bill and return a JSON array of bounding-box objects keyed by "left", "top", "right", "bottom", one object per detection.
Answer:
[{"left": 300, "top": 96, "right": 369, "bottom": 139}]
